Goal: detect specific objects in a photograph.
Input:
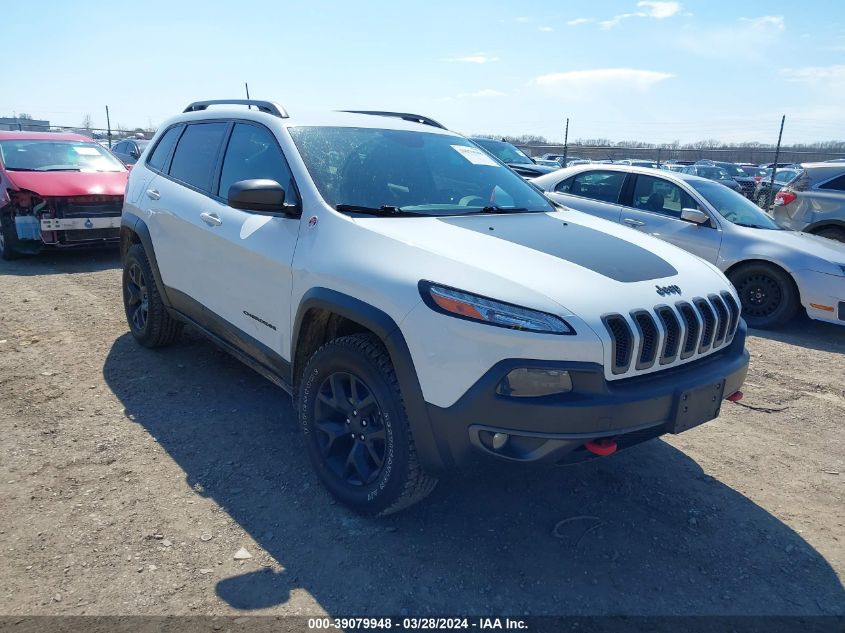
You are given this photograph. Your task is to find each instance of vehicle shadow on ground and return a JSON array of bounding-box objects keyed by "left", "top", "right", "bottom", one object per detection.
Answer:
[
  {"left": 103, "top": 331, "right": 844, "bottom": 616},
  {"left": 0, "top": 247, "right": 120, "bottom": 277},
  {"left": 749, "top": 313, "right": 845, "bottom": 355}
]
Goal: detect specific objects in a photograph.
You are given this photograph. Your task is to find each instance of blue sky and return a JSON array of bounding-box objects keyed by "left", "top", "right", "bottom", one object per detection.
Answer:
[{"left": 4, "top": 0, "right": 843, "bottom": 143}]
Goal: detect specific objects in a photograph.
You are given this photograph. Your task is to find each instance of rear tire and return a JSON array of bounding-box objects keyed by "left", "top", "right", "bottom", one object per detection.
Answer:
[
  {"left": 728, "top": 262, "right": 798, "bottom": 329},
  {"left": 0, "top": 214, "right": 20, "bottom": 261},
  {"left": 298, "top": 333, "right": 437, "bottom": 516},
  {"left": 123, "top": 243, "right": 183, "bottom": 347},
  {"left": 813, "top": 226, "right": 845, "bottom": 243}
]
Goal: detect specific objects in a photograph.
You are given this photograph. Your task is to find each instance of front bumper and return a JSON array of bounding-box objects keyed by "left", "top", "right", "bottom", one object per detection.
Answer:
[
  {"left": 425, "top": 321, "right": 749, "bottom": 466},
  {"left": 794, "top": 269, "right": 845, "bottom": 325}
]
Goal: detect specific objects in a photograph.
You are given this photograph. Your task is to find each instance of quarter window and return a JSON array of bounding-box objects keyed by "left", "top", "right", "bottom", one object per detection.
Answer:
[
  {"left": 168, "top": 123, "right": 228, "bottom": 192},
  {"left": 555, "top": 170, "right": 626, "bottom": 204},
  {"left": 819, "top": 173, "right": 845, "bottom": 191},
  {"left": 631, "top": 175, "right": 699, "bottom": 218},
  {"left": 218, "top": 123, "right": 298, "bottom": 203},
  {"left": 147, "top": 126, "right": 182, "bottom": 172}
]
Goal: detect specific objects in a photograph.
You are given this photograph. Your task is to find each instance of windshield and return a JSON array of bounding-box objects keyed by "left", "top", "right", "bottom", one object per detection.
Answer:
[
  {"left": 288, "top": 127, "right": 554, "bottom": 216},
  {"left": 470, "top": 139, "right": 534, "bottom": 165},
  {"left": 697, "top": 166, "right": 732, "bottom": 180},
  {"left": 0, "top": 139, "right": 126, "bottom": 172},
  {"left": 772, "top": 169, "right": 800, "bottom": 184},
  {"left": 689, "top": 179, "right": 781, "bottom": 229},
  {"left": 717, "top": 163, "right": 746, "bottom": 177}
]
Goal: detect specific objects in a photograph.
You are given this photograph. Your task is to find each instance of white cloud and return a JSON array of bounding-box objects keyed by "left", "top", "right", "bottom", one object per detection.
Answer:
[
  {"left": 538, "top": 26, "right": 554, "bottom": 32},
  {"left": 457, "top": 89, "right": 508, "bottom": 98},
  {"left": 531, "top": 68, "right": 674, "bottom": 97},
  {"left": 637, "top": 1, "right": 681, "bottom": 19},
  {"left": 781, "top": 65, "right": 845, "bottom": 86},
  {"left": 515, "top": 16, "right": 532, "bottom": 23},
  {"left": 675, "top": 15, "right": 785, "bottom": 60},
  {"left": 600, "top": 1, "right": 681, "bottom": 29},
  {"left": 567, "top": 18, "right": 594, "bottom": 26},
  {"left": 738, "top": 15, "right": 784, "bottom": 31},
  {"left": 445, "top": 53, "right": 500, "bottom": 64}
]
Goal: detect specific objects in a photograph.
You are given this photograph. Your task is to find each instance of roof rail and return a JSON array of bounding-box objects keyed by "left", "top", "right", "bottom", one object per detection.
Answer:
[
  {"left": 183, "top": 99, "right": 289, "bottom": 118},
  {"left": 340, "top": 110, "right": 446, "bottom": 130}
]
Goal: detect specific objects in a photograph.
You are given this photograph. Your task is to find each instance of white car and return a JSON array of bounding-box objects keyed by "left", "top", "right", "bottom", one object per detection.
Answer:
[
  {"left": 120, "top": 99, "right": 748, "bottom": 515},
  {"left": 532, "top": 164, "right": 845, "bottom": 328}
]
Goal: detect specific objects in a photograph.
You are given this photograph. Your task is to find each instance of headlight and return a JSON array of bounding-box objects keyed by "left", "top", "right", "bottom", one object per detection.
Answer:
[{"left": 419, "top": 281, "right": 574, "bottom": 334}]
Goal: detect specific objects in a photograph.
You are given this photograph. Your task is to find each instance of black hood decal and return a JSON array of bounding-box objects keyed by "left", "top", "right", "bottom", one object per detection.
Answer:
[{"left": 438, "top": 214, "right": 678, "bottom": 283}]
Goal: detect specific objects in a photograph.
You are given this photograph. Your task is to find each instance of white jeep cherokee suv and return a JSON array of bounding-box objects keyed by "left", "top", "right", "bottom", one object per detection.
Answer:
[{"left": 120, "top": 100, "right": 749, "bottom": 515}]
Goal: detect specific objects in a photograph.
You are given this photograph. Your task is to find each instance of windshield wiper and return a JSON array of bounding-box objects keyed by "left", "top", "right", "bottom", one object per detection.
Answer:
[
  {"left": 38, "top": 168, "right": 81, "bottom": 172},
  {"left": 734, "top": 222, "right": 778, "bottom": 230},
  {"left": 463, "top": 206, "right": 531, "bottom": 215},
  {"left": 335, "top": 204, "right": 426, "bottom": 217}
]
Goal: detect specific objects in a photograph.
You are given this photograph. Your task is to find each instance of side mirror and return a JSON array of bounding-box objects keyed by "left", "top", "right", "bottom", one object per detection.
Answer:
[
  {"left": 228, "top": 179, "right": 287, "bottom": 213},
  {"left": 680, "top": 208, "right": 709, "bottom": 225}
]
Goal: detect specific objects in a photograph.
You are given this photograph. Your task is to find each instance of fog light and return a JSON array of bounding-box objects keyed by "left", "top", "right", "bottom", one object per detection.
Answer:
[
  {"left": 497, "top": 368, "right": 573, "bottom": 397},
  {"left": 492, "top": 432, "right": 509, "bottom": 450}
]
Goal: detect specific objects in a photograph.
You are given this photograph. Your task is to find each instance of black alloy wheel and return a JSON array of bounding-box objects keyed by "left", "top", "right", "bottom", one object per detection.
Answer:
[
  {"left": 729, "top": 262, "right": 798, "bottom": 329},
  {"left": 125, "top": 262, "right": 149, "bottom": 333},
  {"left": 314, "top": 371, "right": 387, "bottom": 486}
]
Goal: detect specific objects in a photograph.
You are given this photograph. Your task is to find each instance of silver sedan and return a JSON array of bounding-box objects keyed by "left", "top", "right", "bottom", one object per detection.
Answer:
[{"left": 531, "top": 164, "right": 845, "bottom": 328}]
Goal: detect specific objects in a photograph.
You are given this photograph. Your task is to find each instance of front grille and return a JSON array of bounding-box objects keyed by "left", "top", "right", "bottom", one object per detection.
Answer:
[
  {"left": 656, "top": 306, "right": 681, "bottom": 364},
  {"left": 632, "top": 310, "right": 659, "bottom": 369},
  {"left": 64, "top": 228, "right": 120, "bottom": 242},
  {"left": 52, "top": 196, "right": 123, "bottom": 219},
  {"left": 603, "top": 315, "right": 633, "bottom": 374},
  {"left": 603, "top": 294, "right": 740, "bottom": 377}
]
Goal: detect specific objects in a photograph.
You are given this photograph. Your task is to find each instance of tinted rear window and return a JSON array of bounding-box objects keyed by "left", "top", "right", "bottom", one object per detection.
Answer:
[
  {"left": 168, "top": 123, "right": 228, "bottom": 192},
  {"left": 819, "top": 173, "right": 845, "bottom": 192}
]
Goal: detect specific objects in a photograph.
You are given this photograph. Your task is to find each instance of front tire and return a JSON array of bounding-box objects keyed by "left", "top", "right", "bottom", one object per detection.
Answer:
[
  {"left": 728, "top": 262, "right": 798, "bottom": 329},
  {"left": 298, "top": 333, "right": 437, "bottom": 516},
  {"left": 123, "top": 243, "right": 183, "bottom": 347}
]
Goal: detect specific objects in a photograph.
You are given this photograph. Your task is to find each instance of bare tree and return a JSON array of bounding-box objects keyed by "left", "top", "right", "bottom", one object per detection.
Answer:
[{"left": 81, "top": 114, "right": 93, "bottom": 130}]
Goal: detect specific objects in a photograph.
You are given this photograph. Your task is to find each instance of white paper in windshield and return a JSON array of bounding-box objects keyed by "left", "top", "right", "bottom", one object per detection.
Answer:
[
  {"left": 73, "top": 146, "right": 101, "bottom": 155},
  {"left": 451, "top": 145, "right": 500, "bottom": 167}
]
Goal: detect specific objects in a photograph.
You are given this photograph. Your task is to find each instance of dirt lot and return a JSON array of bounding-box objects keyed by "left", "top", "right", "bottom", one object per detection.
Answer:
[{"left": 0, "top": 249, "right": 842, "bottom": 617}]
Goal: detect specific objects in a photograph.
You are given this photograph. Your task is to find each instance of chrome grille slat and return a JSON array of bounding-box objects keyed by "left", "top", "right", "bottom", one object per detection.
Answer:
[
  {"left": 694, "top": 298, "right": 716, "bottom": 353},
  {"left": 677, "top": 301, "right": 702, "bottom": 360},
  {"left": 655, "top": 306, "right": 681, "bottom": 364},
  {"left": 631, "top": 310, "right": 659, "bottom": 370},
  {"left": 709, "top": 294, "right": 729, "bottom": 347},
  {"left": 720, "top": 291, "right": 741, "bottom": 341}
]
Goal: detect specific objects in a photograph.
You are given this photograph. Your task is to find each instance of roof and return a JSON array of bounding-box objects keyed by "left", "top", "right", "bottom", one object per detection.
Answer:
[
  {"left": 161, "top": 106, "right": 458, "bottom": 137},
  {"left": 0, "top": 131, "right": 94, "bottom": 142},
  {"left": 533, "top": 162, "right": 714, "bottom": 188}
]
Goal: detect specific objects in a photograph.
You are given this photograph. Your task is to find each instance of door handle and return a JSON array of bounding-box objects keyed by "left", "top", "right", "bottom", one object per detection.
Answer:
[
  {"left": 146, "top": 189, "right": 160, "bottom": 200},
  {"left": 200, "top": 212, "right": 223, "bottom": 227},
  {"left": 623, "top": 218, "right": 645, "bottom": 227}
]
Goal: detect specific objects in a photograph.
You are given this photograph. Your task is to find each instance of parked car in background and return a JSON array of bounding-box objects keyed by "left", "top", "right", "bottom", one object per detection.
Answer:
[
  {"left": 0, "top": 131, "right": 128, "bottom": 259},
  {"left": 661, "top": 163, "right": 686, "bottom": 173},
  {"left": 533, "top": 158, "right": 563, "bottom": 168},
  {"left": 754, "top": 168, "right": 801, "bottom": 208},
  {"left": 111, "top": 138, "right": 150, "bottom": 165},
  {"left": 471, "top": 138, "right": 557, "bottom": 178},
  {"left": 532, "top": 164, "right": 845, "bottom": 328},
  {"left": 681, "top": 165, "right": 743, "bottom": 193},
  {"left": 771, "top": 163, "right": 845, "bottom": 242},
  {"left": 696, "top": 160, "right": 756, "bottom": 198}
]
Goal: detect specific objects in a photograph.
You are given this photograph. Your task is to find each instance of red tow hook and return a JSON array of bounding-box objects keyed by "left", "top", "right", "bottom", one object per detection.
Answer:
[
  {"left": 727, "top": 391, "right": 744, "bottom": 402},
  {"left": 585, "top": 438, "right": 617, "bottom": 456}
]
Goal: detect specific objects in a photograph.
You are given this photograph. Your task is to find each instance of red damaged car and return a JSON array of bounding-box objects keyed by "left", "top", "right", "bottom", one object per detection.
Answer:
[{"left": 0, "top": 131, "right": 128, "bottom": 260}]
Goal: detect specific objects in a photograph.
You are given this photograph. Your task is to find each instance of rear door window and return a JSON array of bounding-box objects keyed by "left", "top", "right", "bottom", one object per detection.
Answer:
[
  {"left": 147, "top": 126, "right": 183, "bottom": 172},
  {"left": 555, "top": 170, "right": 626, "bottom": 204},
  {"left": 168, "top": 122, "right": 229, "bottom": 192}
]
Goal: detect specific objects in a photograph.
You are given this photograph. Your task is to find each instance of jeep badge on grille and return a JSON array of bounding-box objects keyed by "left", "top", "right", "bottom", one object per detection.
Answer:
[{"left": 656, "top": 284, "right": 682, "bottom": 296}]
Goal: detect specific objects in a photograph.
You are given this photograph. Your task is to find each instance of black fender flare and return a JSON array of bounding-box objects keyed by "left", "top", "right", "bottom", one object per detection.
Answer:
[
  {"left": 292, "top": 288, "right": 449, "bottom": 473},
  {"left": 120, "top": 213, "right": 172, "bottom": 308}
]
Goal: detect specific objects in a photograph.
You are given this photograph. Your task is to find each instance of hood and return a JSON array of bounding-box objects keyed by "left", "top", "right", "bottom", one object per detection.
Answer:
[
  {"left": 5, "top": 170, "right": 127, "bottom": 197},
  {"left": 354, "top": 210, "right": 732, "bottom": 319},
  {"left": 508, "top": 162, "right": 558, "bottom": 177},
  {"left": 735, "top": 226, "right": 845, "bottom": 269}
]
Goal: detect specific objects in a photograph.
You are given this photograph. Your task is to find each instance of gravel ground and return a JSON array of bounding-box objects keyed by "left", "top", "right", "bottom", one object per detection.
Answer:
[{"left": 0, "top": 249, "right": 842, "bottom": 617}]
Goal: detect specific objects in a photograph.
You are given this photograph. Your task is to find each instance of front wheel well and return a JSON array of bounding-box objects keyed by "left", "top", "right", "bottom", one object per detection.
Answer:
[
  {"left": 293, "top": 308, "right": 379, "bottom": 387},
  {"left": 119, "top": 225, "right": 141, "bottom": 260},
  {"left": 724, "top": 259, "right": 801, "bottom": 301}
]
